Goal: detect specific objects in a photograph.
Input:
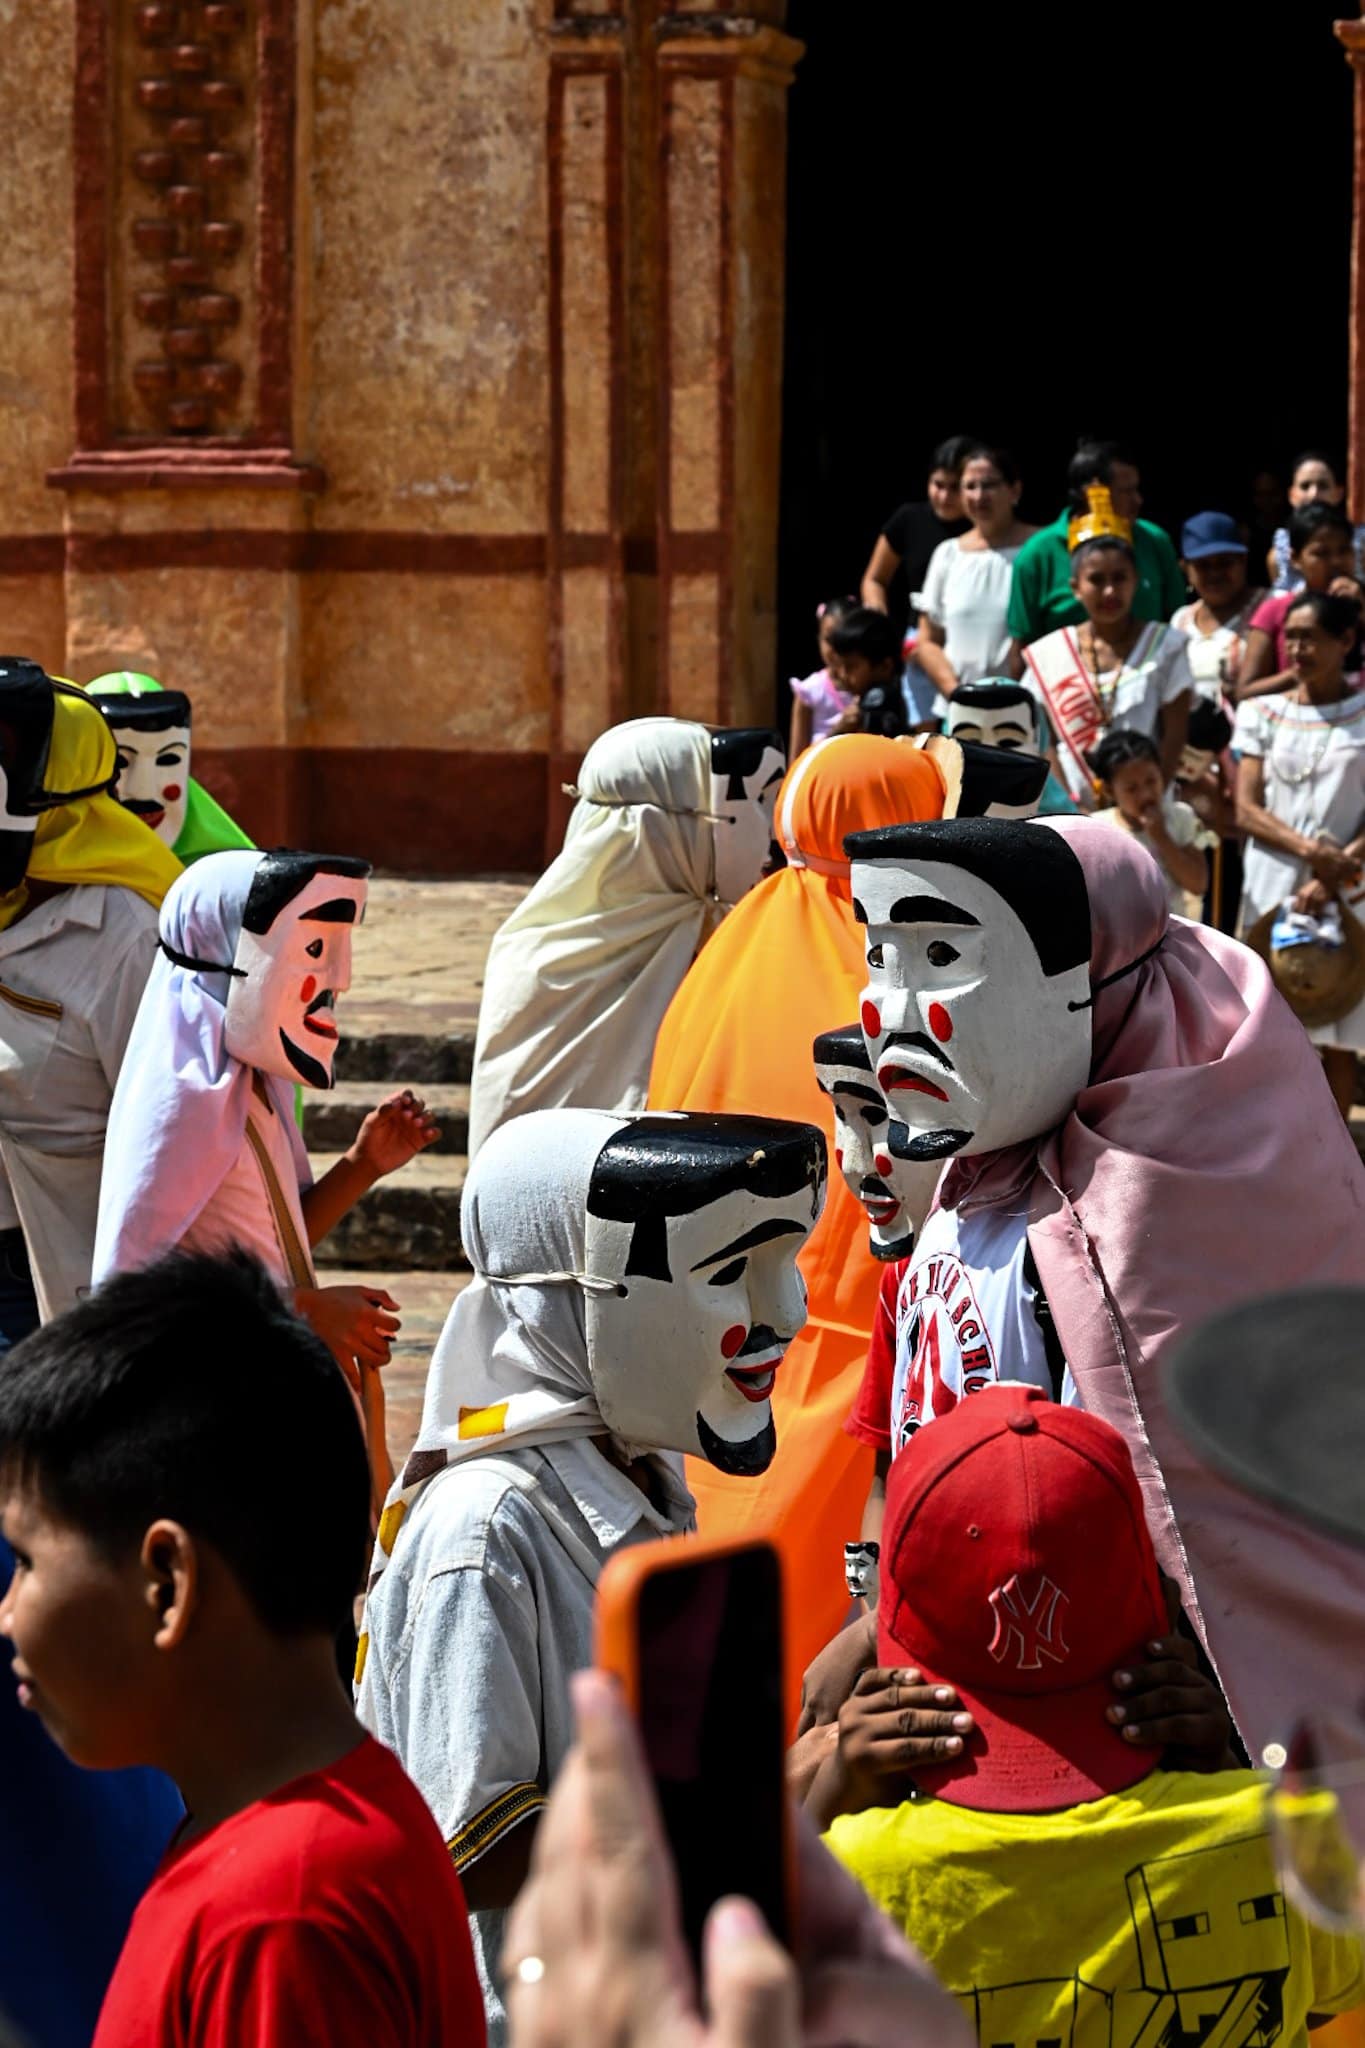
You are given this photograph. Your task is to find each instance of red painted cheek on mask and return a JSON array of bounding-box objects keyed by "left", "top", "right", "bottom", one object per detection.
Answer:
[
  {"left": 721, "top": 1325, "right": 747, "bottom": 1358},
  {"left": 875, "top": 1153, "right": 892, "bottom": 1177},
  {"left": 162, "top": 784, "right": 182, "bottom": 802},
  {"left": 861, "top": 999, "right": 881, "bottom": 1037},
  {"left": 300, "top": 975, "right": 317, "bottom": 1003},
  {"left": 928, "top": 1001, "right": 953, "bottom": 1043}
]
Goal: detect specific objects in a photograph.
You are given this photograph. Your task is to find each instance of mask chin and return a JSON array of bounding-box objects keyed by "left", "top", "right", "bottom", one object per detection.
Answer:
[
  {"left": 869, "top": 1219, "right": 916, "bottom": 1261},
  {"left": 696, "top": 1410, "right": 776, "bottom": 1476}
]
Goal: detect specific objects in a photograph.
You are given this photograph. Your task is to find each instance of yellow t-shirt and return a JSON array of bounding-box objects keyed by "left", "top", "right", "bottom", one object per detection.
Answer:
[{"left": 826, "top": 1770, "right": 1364, "bottom": 2048}]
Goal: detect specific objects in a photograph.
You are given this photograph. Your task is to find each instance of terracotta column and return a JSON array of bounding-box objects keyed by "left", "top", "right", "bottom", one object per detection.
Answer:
[
  {"left": 1339, "top": 10, "right": 1365, "bottom": 523},
  {"left": 655, "top": 10, "right": 802, "bottom": 728},
  {"left": 49, "top": 0, "right": 319, "bottom": 843}
]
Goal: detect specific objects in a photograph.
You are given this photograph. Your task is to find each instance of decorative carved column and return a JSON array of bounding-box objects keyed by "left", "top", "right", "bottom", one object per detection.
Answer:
[
  {"left": 655, "top": 11, "right": 802, "bottom": 727},
  {"left": 49, "top": 0, "right": 318, "bottom": 842},
  {"left": 1339, "top": 13, "right": 1365, "bottom": 523}
]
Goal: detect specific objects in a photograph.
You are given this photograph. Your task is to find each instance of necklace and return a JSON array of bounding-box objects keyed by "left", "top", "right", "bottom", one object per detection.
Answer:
[
  {"left": 1266, "top": 692, "right": 1350, "bottom": 833},
  {"left": 1081, "top": 621, "right": 1143, "bottom": 724}
]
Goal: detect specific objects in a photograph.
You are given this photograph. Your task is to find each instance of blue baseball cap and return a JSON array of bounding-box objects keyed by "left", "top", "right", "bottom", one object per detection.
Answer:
[{"left": 1181, "top": 511, "right": 1247, "bottom": 561}]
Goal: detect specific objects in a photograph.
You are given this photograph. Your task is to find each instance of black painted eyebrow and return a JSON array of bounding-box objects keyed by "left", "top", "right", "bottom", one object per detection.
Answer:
[
  {"left": 300, "top": 898, "right": 360, "bottom": 924},
  {"left": 889, "top": 896, "right": 980, "bottom": 927},
  {"left": 827, "top": 1080, "right": 885, "bottom": 1107},
  {"left": 690, "top": 1216, "right": 807, "bottom": 1270}
]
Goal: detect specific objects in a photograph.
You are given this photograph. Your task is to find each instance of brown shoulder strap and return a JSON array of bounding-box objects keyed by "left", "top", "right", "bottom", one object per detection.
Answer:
[{"left": 243, "top": 1109, "right": 315, "bottom": 1290}]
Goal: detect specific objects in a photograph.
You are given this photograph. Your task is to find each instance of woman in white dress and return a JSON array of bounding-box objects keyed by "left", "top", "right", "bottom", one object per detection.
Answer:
[
  {"left": 1234, "top": 587, "right": 1365, "bottom": 1118},
  {"left": 1022, "top": 491, "right": 1193, "bottom": 808},
  {"left": 915, "top": 445, "right": 1035, "bottom": 699}
]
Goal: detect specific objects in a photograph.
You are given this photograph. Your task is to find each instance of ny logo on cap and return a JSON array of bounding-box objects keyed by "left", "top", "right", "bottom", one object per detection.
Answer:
[{"left": 987, "top": 1573, "right": 1071, "bottom": 1672}]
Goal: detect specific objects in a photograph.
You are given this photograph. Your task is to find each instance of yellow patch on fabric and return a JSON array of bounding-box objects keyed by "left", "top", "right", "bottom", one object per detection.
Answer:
[
  {"left": 458, "top": 1401, "right": 510, "bottom": 1440},
  {"left": 377, "top": 1500, "right": 407, "bottom": 1554},
  {"left": 353, "top": 1632, "right": 369, "bottom": 1686}
]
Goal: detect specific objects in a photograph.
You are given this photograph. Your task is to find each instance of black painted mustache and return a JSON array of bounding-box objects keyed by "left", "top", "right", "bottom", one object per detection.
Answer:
[
  {"left": 736, "top": 1323, "right": 783, "bottom": 1358},
  {"left": 887, "top": 1120, "right": 972, "bottom": 1161},
  {"left": 879, "top": 1028, "right": 955, "bottom": 1073}
]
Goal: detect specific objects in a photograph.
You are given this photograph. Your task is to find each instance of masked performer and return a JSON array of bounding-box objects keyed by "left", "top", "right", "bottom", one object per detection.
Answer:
[
  {"left": 0, "top": 661, "right": 182, "bottom": 1336},
  {"left": 945, "top": 676, "right": 1076, "bottom": 814},
  {"left": 355, "top": 1106, "right": 825, "bottom": 2042},
  {"left": 846, "top": 810, "right": 1365, "bottom": 1758},
  {"left": 643, "top": 733, "right": 958, "bottom": 1691},
  {"left": 87, "top": 670, "right": 253, "bottom": 860},
  {"left": 93, "top": 849, "right": 439, "bottom": 1507},
  {"left": 467, "top": 718, "right": 784, "bottom": 1159}
]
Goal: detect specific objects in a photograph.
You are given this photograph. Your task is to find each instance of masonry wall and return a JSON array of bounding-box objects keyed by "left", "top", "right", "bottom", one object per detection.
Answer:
[{"left": 0, "top": 1, "right": 800, "bottom": 872}]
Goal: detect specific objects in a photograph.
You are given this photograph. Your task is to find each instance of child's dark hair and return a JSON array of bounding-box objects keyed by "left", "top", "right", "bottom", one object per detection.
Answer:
[
  {"left": 1284, "top": 589, "right": 1363, "bottom": 640},
  {"left": 961, "top": 443, "right": 1021, "bottom": 486},
  {"left": 1289, "top": 501, "right": 1353, "bottom": 552},
  {"left": 1070, "top": 534, "right": 1137, "bottom": 576},
  {"left": 1086, "top": 729, "right": 1161, "bottom": 782},
  {"left": 1066, "top": 438, "right": 1137, "bottom": 510},
  {"left": 0, "top": 1250, "right": 370, "bottom": 1637},
  {"left": 930, "top": 434, "right": 976, "bottom": 477},
  {"left": 827, "top": 606, "right": 901, "bottom": 668},
  {"left": 1291, "top": 449, "right": 1342, "bottom": 485},
  {"left": 816, "top": 594, "right": 857, "bottom": 631},
  {"left": 1187, "top": 698, "right": 1233, "bottom": 753}
]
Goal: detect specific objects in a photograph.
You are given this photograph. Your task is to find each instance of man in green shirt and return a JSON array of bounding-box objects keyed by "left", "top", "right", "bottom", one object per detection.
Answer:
[{"left": 1006, "top": 440, "right": 1187, "bottom": 645}]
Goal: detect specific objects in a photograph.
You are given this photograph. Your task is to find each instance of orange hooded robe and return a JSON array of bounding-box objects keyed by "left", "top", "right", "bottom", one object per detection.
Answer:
[{"left": 648, "top": 735, "right": 951, "bottom": 1703}]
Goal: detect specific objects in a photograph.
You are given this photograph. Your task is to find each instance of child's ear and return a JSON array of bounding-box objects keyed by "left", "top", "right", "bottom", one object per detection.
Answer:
[{"left": 141, "top": 1518, "right": 198, "bottom": 1649}]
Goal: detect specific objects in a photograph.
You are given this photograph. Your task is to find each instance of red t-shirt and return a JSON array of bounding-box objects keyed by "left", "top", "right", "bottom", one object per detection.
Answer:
[
  {"left": 1249, "top": 589, "right": 1297, "bottom": 672},
  {"left": 845, "top": 1258, "right": 905, "bottom": 1453},
  {"left": 93, "top": 1735, "right": 484, "bottom": 2048}
]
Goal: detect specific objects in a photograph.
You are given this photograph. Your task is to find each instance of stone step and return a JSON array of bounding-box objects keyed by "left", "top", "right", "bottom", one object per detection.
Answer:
[
  {"left": 334, "top": 1028, "right": 477, "bottom": 1086},
  {"left": 311, "top": 1151, "right": 468, "bottom": 1272},
  {"left": 305, "top": 1081, "right": 470, "bottom": 1155}
]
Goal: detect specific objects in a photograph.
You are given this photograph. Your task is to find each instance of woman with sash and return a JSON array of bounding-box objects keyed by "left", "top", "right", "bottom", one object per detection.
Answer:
[{"left": 1023, "top": 488, "right": 1194, "bottom": 808}]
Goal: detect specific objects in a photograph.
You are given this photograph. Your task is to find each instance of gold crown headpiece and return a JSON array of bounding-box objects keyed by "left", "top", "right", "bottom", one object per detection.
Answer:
[{"left": 1067, "top": 484, "right": 1133, "bottom": 553}]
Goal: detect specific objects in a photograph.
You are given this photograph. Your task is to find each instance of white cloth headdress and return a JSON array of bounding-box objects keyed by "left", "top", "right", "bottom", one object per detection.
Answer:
[
  {"left": 92, "top": 850, "right": 310, "bottom": 1281},
  {"left": 466, "top": 719, "right": 718, "bottom": 1158}
]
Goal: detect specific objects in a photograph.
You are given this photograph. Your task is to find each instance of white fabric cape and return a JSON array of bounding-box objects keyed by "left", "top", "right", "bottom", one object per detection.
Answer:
[
  {"left": 92, "top": 850, "right": 309, "bottom": 1281},
  {"left": 466, "top": 719, "right": 719, "bottom": 1159}
]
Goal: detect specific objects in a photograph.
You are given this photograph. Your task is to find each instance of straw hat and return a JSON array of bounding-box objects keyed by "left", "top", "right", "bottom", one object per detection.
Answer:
[{"left": 1246, "top": 897, "right": 1365, "bottom": 1028}]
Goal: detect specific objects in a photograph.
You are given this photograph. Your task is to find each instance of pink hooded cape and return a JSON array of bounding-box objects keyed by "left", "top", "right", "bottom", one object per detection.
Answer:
[{"left": 943, "top": 815, "right": 1365, "bottom": 1756}]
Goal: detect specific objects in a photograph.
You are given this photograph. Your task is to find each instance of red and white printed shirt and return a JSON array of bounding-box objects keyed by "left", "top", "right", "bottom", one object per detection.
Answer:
[{"left": 848, "top": 1203, "right": 1080, "bottom": 1456}]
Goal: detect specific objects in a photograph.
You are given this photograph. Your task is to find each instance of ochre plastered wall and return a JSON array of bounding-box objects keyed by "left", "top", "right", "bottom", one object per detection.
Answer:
[{"left": 2, "top": 0, "right": 800, "bottom": 871}]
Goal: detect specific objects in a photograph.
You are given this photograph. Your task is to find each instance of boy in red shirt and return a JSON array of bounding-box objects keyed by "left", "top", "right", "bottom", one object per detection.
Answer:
[{"left": 0, "top": 1250, "right": 484, "bottom": 2048}]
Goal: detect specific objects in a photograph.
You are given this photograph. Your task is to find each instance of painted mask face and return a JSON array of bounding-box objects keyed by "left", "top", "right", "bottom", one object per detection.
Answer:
[
  {"left": 0, "top": 660, "right": 55, "bottom": 889},
  {"left": 91, "top": 690, "right": 193, "bottom": 849},
  {"left": 223, "top": 853, "right": 372, "bottom": 1089},
  {"left": 584, "top": 1115, "right": 825, "bottom": 1475},
  {"left": 814, "top": 1025, "right": 914, "bottom": 1260},
  {"left": 952, "top": 739, "right": 1049, "bottom": 822},
  {"left": 946, "top": 686, "right": 1038, "bottom": 756},
  {"left": 709, "top": 728, "right": 786, "bottom": 906},
  {"left": 850, "top": 822, "right": 1093, "bottom": 1160}
]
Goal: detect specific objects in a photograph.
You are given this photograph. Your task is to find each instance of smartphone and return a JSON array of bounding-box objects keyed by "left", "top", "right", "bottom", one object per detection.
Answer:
[{"left": 595, "top": 1535, "right": 791, "bottom": 1963}]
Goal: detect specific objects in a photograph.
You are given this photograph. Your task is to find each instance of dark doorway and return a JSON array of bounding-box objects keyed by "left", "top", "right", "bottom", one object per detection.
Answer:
[{"left": 775, "top": 1, "right": 1354, "bottom": 700}]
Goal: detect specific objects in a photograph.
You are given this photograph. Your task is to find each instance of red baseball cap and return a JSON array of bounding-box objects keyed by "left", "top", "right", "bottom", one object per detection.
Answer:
[{"left": 878, "top": 1383, "right": 1168, "bottom": 1812}]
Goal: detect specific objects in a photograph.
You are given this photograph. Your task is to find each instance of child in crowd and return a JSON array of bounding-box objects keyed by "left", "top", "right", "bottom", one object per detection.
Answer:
[
  {"left": 1242, "top": 503, "right": 1365, "bottom": 697},
  {"left": 788, "top": 597, "right": 858, "bottom": 756},
  {"left": 817, "top": 1386, "right": 1363, "bottom": 2048},
  {"left": 1267, "top": 450, "right": 1365, "bottom": 592},
  {"left": 827, "top": 606, "right": 935, "bottom": 736},
  {"left": 1170, "top": 511, "right": 1266, "bottom": 699},
  {"left": 0, "top": 1251, "right": 484, "bottom": 2047},
  {"left": 1089, "top": 729, "right": 1214, "bottom": 917}
]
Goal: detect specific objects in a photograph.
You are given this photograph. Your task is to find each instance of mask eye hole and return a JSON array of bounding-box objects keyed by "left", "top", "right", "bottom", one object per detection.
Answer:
[
  {"left": 862, "top": 1105, "right": 887, "bottom": 1130},
  {"left": 927, "top": 940, "right": 959, "bottom": 967},
  {"left": 867, "top": 943, "right": 884, "bottom": 969},
  {"left": 709, "top": 1257, "right": 746, "bottom": 1287},
  {"left": 305, "top": 938, "right": 324, "bottom": 960}
]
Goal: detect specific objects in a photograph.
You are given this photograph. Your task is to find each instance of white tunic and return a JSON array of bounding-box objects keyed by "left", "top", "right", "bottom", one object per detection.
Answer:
[
  {"left": 181, "top": 1082, "right": 312, "bottom": 1287},
  {"left": 920, "top": 536, "right": 1025, "bottom": 688},
  {"left": 0, "top": 885, "right": 158, "bottom": 1319},
  {"left": 1023, "top": 624, "right": 1194, "bottom": 804},
  {"left": 889, "top": 1201, "right": 1080, "bottom": 1454},
  {"left": 1234, "top": 688, "right": 1365, "bottom": 1048}
]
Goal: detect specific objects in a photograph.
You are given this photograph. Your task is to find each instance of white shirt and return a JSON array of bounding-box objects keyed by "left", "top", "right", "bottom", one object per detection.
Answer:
[
  {"left": 1170, "top": 596, "right": 1264, "bottom": 702},
  {"left": 1092, "top": 796, "right": 1217, "bottom": 918},
  {"left": 181, "top": 1083, "right": 311, "bottom": 1286},
  {"left": 1023, "top": 623, "right": 1194, "bottom": 805},
  {"left": 359, "top": 1437, "right": 694, "bottom": 2046},
  {"left": 889, "top": 1202, "right": 1080, "bottom": 1452},
  {"left": 921, "top": 537, "right": 1025, "bottom": 687},
  {"left": 0, "top": 886, "right": 158, "bottom": 1315}
]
